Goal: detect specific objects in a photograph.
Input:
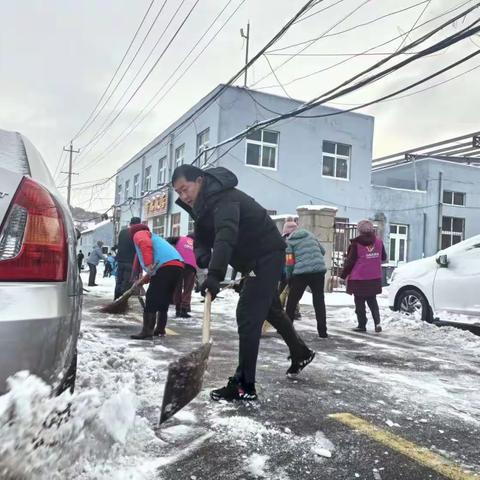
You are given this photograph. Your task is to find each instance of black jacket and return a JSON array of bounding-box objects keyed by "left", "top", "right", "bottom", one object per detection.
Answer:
[
  {"left": 115, "top": 227, "right": 136, "bottom": 264},
  {"left": 176, "top": 167, "right": 286, "bottom": 280}
]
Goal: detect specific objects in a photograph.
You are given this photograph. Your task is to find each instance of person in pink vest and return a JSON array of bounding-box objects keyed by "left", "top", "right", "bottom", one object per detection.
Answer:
[
  {"left": 167, "top": 234, "right": 198, "bottom": 318},
  {"left": 340, "top": 220, "right": 387, "bottom": 333}
]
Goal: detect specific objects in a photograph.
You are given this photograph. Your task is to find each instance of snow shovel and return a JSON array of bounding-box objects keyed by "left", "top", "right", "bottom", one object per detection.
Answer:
[
  {"left": 99, "top": 279, "right": 142, "bottom": 314},
  {"left": 159, "top": 292, "right": 212, "bottom": 425}
]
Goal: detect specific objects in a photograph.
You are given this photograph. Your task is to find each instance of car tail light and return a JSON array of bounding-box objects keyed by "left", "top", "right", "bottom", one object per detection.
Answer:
[{"left": 0, "top": 177, "right": 68, "bottom": 281}]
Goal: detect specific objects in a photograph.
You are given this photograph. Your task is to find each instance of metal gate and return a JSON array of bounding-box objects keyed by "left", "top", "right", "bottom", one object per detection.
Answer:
[{"left": 331, "top": 221, "right": 358, "bottom": 279}]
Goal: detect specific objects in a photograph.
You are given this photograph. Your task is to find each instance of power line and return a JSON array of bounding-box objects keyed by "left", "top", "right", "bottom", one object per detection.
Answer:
[
  {"left": 268, "top": 0, "right": 429, "bottom": 53},
  {"left": 76, "top": 0, "right": 243, "bottom": 173},
  {"left": 192, "top": 7, "right": 480, "bottom": 161},
  {"left": 76, "top": 0, "right": 186, "bottom": 156},
  {"left": 250, "top": 0, "right": 372, "bottom": 88},
  {"left": 70, "top": 0, "right": 157, "bottom": 142},
  {"left": 293, "top": 0, "right": 348, "bottom": 25},
  {"left": 76, "top": 0, "right": 317, "bottom": 173},
  {"left": 394, "top": 0, "right": 432, "bottom": 52},
  {"left": 255, "top": 0, "right": 476, "bottom": 91}
]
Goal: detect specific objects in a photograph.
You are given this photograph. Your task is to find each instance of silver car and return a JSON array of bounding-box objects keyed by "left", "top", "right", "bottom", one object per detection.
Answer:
[{"left": 0, "top": 128, "right": 82, "bottom": 394}]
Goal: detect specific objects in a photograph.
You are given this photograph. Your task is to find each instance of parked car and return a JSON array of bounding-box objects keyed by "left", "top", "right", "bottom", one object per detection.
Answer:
[
  {"left": 389, "top": 235, "right": 480, "bottom": 322},
  {"left": 0, "top": 128, "right": 82, "bottom": 395}
]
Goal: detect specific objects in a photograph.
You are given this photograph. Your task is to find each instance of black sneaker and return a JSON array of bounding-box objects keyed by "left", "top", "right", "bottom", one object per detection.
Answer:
[
  {"left": 375, "top": 325, "right": 382, "bottom": 333},
  {"left": 210, "top": 377, "right": 257, "bottom": 401},
  {"left": 352, "top": 327, "right": 367, "bottom": 332},
  {"left": 286, "top": 350, "right": 316, "bottom": 378}
]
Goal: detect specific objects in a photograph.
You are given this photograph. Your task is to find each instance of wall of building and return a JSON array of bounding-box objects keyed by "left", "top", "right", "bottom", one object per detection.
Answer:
[
  {"left": 78, "top": 221, "right": 114, "bottom": 254},
  {"left": 216, "top": 87, "right": 375, "bottom": 222}
]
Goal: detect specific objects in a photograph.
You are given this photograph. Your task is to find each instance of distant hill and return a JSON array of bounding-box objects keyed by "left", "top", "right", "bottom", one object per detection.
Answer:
[{"left": 71, "top": 206, "right": 108, "bottom": 230}]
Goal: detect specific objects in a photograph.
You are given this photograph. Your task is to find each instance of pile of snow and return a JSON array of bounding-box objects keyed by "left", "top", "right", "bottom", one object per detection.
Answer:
[{"left": 0, "top": 372, "right": 138, "bottom": 479}]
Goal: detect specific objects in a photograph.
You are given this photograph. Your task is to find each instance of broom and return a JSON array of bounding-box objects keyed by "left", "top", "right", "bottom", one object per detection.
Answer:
[{"left": 99, "top": 280, "right": 142, "bottom": 314}]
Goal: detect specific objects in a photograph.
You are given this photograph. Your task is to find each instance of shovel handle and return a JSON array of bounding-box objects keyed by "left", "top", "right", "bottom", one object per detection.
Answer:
[{"left": 202, "top": 292, "right": 212, "bottom": 343}]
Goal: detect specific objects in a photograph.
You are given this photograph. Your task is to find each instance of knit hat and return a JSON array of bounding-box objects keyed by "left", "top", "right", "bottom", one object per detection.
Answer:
[
  {"left": 129, "top": 223, "right": 149, "bottom": 237},
  {"left": 282, "top": 221, "right": 298, "bottom": 236},
  {"left": 357, "top": 219, "right": 375, "bottom": 234}
]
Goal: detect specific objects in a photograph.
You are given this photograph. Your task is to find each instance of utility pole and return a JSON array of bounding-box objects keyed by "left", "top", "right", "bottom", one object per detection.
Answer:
[
  {"left": 62, "top": 143, "right": 80, "bottom": 208},
  {"left": 240, "top": 21, "right": 250, "bottom": 87}
]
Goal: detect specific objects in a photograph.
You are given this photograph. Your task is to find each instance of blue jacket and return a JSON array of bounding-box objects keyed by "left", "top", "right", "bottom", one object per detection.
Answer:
[{"left": 134, "top": 231, "right": 183, "bottom": 274}]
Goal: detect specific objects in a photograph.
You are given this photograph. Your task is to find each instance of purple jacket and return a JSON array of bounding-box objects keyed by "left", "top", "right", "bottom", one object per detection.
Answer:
[
  {"left": 349, "top": 238, "right": 383, "bottom": 281},
  {"left": 175, "top": 236, "right": 197, "bottom": 269}
]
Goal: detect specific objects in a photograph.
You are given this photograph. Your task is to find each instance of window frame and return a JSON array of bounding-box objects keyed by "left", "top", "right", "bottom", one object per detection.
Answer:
[
  {"left": 245, "top": 129, "right": 279, "bottom": 171},
  {"left": 389, "top": 223, "right": 408, "bottom": 265},
  {"left": 124, "top": 180, "right": 130, "bottom": 200},
  {"left": 441, "top": 216, "right": 465, "bottom": 249},
  {"left": 133, "top": 174, "right": 139, "bottom": 197},
  {"left": 152, "top": 214, "right": 166, "bottom": 237},
  {"left": 188, "top": 216, "right": 195, "bottom": 234},
  {"left": 442, "top": 190, "right": 466, "bottom": 207},
  {"left": 143, "top": 166, "right": 152, "bottom": 192},
  {"left": 170, "top": 212, "right": 181, "bottom": 237},
  {"left": 321, "top": 141, "right": 351, "bottom": 181},
  {"left": 158, "top": 156, "right": 167, "bottom": 186},
  {"left": 196, "top": 128, "right": 210, "bottom": 165},
  {"left": 175, "top": 144, "right": 185, "bottom": 168}
]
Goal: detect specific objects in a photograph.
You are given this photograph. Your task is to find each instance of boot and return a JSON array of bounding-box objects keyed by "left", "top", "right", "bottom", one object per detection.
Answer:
[
  {"left": 175, "top": 307, "right": 182, "bottom": 318},
  {"left": 131, "top": 312, "right": 156, "bottom": 339},
  {"left": 180, "top": 308, "right": 191, "bottom": 318},
  {"left": 154, "top": 311, "right": 168, "bottom": 337}
]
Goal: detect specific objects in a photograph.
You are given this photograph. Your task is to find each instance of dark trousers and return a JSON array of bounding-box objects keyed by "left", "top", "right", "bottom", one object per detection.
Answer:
[
  {"left": 235, "top": 250, "right": 310, "bottom": 385},
  {"left": 145, "top": 266, "right": 183, "bottom": 314},
  {"left": 87, "top": 263, "right": 97, "bottom": 286},
  {"left": 173, "top": 265, "right": 197, "bottom": 311},
  {"left": 354, "top": 295, "right": 381, "bottom": 328},
  {"left": 286, "top": 272, "right": 327, "bottom": 336},
  {"left": 77, "top": 259, "right": 83, "bottom": 271},
  {"left": 104, "top": 263, "right": 112, "bottom": 277},
  {"left": 114, "top": 262, "right": 133, "bottom": 299}
]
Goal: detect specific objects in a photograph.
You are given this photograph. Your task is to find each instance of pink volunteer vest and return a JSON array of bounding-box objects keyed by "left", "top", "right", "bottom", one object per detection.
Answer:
[
  {"left": 175, "top": 236, "right": 197, "bottom": 269},
  {"left": 349, "top": 238, "right": 383, "bottom": 281}
]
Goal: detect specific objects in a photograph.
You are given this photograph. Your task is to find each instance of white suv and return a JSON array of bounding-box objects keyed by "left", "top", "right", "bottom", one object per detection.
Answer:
[{"left": 389, "top": 235, "right": 480, "bottom": 322}]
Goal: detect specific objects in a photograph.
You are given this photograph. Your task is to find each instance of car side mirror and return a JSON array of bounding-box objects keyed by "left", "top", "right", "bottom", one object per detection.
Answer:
[{"left": 436, "top": 254, "right": 449, "bottom": 268}]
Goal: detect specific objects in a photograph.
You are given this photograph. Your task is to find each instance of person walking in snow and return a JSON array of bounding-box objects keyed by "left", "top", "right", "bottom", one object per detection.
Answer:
[
  {"left": 114, "top": 217, "right": 141, "bottom": 299},
  {"left": 285, "top": 227, "right": 328, "bottom": 338},
  {"left": 172, "top": 164, "right": 314, "bottom": 402},
  {"left": 129, "top": 223, "right": 184, "bottom": 339},
  {"left": 167, "top": 234, "right": 198, "bottom": 318},
  {"left": 340, "top": 220, "right": 387, "bottom": 333},
  {"left": 104, "top": 252, "right": 116, "bottom": 277},
  {"left": 86, "top": 241, "right": 105, "bottom": 286},
  {"left": 77, "top": 250, "right": 84, "bottom": 272}
]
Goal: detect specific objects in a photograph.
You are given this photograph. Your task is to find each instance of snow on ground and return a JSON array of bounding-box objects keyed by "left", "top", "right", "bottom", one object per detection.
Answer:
[{"left": 1, "top": 267, "right": 479, "bottom": 479}]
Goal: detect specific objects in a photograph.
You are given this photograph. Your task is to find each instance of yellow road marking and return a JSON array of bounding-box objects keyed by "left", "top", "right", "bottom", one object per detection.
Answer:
[
  {"left": 329, "top": 413, "right": 478, "bottom": 480},
  {"left": 165, "top": 328, "right": 178, "bottom": 336}
]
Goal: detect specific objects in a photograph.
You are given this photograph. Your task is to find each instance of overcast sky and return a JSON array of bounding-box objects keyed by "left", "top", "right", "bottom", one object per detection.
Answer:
[{"left": 1, "top": 0, "right": 478, "bottom": 211}]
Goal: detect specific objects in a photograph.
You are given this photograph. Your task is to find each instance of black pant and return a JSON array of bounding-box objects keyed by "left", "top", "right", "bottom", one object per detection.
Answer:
[
  {"left": 114, "top": 262, "right": 133, "bottom": 299},
  {"left": 145, "top": 266, "right": 183, "bottom": 313},
  {"left": 77, "top": 259, "right": 83, "bottom": 271},
  {"left": 104, "top": 263, "right": 112, "bottom": 277},
  {"left": 235, "top": 250, "right": 310, "bottom": 385},
  {"left": 87, "top": 263, "right": 97, "bottom": 286},
  {"left": 354, "top": 295, "right": 381, "bottom": 328},
  {"left": 286, "top": 272, "right": 327, "bottom": 336}
]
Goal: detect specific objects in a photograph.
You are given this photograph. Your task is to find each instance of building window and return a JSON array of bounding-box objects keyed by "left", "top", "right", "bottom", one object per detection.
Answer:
[
  {"left": 152, "top": 215, "right": 166, "bottom": 237},
  {"left": 322, "top": 141, "right": 351, "bottom": 180},
  {"left": 158, "top": 156, "right": 167, "bottom": 185},
  {"left": 443, "top": 191, "right": 465, "bottom": 206},
  {"left": 171, "top": 213, "right": 181, "bottom": 236},
  {"left": 441, "top": 216, "right": 465, "bottom": 249},
  {"left": 175, "top": 144, "right": 185, "bottom": 168},
  {"left": 133, "top": 174, "right": 139, "bottom": 197},
  {"left": 245, "top": 129, "right": 279, "bottom": 170},
  {"left": 266, "top": 209, "right": 277, "bottom": 216},
  {"left": 144, "top": 166, "right": 152, "bottom": 192},
  {"left": 124, "top": 180, "right": 130, "bottom": 200},
  {"left": 188, "top": 216, "right": 195, "bottom": 234},
  {"left": 197, "top": 128, "right": 210, "bottom": 165},
  {"left": 117, "top": 184, "right": 122, "bottom": 201},
  {"left": 389, "top": 224, "right": 408, "bottom": 265}
]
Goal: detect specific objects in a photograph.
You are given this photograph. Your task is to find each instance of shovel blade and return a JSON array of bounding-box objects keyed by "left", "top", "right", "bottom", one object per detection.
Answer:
[{"left": 159, "top": 342, "right": 212, "bottom": 424}]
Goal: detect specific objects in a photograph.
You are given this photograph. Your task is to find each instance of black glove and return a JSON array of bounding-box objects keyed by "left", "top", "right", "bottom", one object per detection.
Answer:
[{"left": 200, "top": 276, "right": 220, "bottom": 300}]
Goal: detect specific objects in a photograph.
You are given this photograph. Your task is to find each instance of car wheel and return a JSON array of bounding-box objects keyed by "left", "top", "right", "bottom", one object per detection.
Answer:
[
  {"left": 396, "top": 289, "right": 433, "bottom": 322},
  {"left": 57, "top": 350, "right": 77, "bottom": 395}
]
